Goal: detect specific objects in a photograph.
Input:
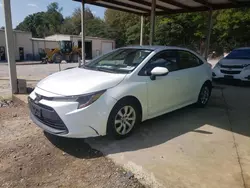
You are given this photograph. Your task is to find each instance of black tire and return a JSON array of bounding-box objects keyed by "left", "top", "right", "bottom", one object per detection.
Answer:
[
  {"left": 196, "top": 83, "right": 212, "bottom": 107},
  {"left": 107, "top": 99, "right": 141, "bottom": 139},
  {"left": 52, "top": 53, "right": 63, "bottom": 64}
]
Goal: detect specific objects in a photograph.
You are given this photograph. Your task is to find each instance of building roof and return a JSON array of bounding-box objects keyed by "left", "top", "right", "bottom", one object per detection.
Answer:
[
  {"left": 0, "top": 29, "right": 31, "bottom": 34},
  {"left": 73, "top": 0, "right": 250, "bottom": 15},
  {"left": 31, "top": 38, "right": 57, "bottom": 41},
  {"left": 45, "top": 34, "right": 114, "bottom": 41}
]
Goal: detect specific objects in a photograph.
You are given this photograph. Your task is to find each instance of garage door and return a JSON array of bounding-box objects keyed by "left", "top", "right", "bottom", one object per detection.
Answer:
[{"left": 101, "top": 42, "right": 113, "bottom": 54}]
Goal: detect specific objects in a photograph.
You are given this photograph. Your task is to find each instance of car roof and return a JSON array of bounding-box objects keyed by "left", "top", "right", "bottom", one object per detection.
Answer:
[
  {"left": 234, "top": 47, "right": 250, "bottom": 50},
  {"left": 121, "top": 45, "right": 191, "bottom": 51}
]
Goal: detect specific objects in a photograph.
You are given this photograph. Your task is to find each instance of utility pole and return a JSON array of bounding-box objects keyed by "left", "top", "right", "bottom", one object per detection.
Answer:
[
  {"left": 81, "top": 0, "right": 86, "bottom": 66},
  {"left": 3, "top": 0, "right": 18, "bottom": 94},
  {"left": 140, "top": 16, "right": 144, "bottom": 46},
  {"left": 205, "top": 10, "right": 213, "bottom": 60},
  {"left": 149, "top": 0, "right": 156, "bottom": 45}
]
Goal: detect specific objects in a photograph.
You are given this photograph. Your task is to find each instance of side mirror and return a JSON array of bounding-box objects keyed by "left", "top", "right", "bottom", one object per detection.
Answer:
[{"left": 150, "top": 67, "right": 169, "bottom": 80}]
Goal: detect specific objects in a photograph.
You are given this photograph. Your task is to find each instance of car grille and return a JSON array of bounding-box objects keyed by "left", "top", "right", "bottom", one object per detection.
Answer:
[
  {"left": 29, "top": 97, "right": 68, "bottom": 132},
  {"left": 221, "top": 64, "right": 244, "bottom": 69},
  {"left": 221, "top": 70, "right": 241, "bottom": 74}
]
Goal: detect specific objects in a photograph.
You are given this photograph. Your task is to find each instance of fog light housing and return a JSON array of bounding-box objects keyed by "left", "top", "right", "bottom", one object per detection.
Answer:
[
  {"left": 212, "top": 72, "right": 216, "bottom": 77},
  {"left": 245, "top": 76, "right": 250, "bottom": 80}
]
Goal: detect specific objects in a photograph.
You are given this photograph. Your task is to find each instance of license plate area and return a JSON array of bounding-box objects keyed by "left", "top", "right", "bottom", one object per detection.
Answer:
[{"left": 224, "top": 75, "right": 234, "bottom": 79}]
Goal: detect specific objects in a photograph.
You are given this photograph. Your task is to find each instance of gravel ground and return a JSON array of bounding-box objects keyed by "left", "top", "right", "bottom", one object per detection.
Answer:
[{"left": 0, "top": 101, "right": 145, "bottom": 188}]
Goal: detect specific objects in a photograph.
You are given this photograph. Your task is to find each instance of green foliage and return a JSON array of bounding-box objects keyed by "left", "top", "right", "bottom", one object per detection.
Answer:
[
  {"left": 15, "top": 2, "right": 250, "bottom": 54},
  {"left": 104, "top": 8, "right": 250, "bottom": 54},
  {"left": 16, "top": 12, "right": 50, "bottom": 37},
  {"left": 60, "top": 7, "right": 95, "bottom": 35},
  {"left": 45, "top": 2, "right": 64, "bottom": 34},
  {"left": 104, "top": 10, "right": 144, "bottom": 46},
  {"left": 16, "top": 2, "right": 63, "bottom": 37},
  {"left": 155, "top": 13, "right": 208, "bottom": 51},
  {"left": 213, "top": 8, "right": 250, "bottom": 51},
  {"left": 16, "top": 2, "right": 112, "bottom": 40}
]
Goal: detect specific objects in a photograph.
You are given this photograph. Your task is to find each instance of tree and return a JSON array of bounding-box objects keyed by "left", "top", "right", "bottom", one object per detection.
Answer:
[
  {"left": 45, "top": 2, "right": 64, "bottom": 34},
  {"left": 104, "top": 9, "right": 142, "bottom": 47},
  {"left": 15, "top": 1, "right": 250, "bottom": 56},
  {"left": 155, "top": 13, "right": 208, "bottom": 52},
  {"left": 213, "top": 8, "right": 250, "bottom": 52},
  {"left": 16, "top": 2, "right": 63, "bottom": 37},
  {"left": 61, "top": 7, "right": 95, "bottom": 35},
  {"left": 16, "top": 12, "right": 49, "bottom": 37}
]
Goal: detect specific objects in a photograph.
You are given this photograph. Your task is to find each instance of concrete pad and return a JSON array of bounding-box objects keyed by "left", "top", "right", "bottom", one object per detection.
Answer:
[
  {"left": 222, "top": 86, "right": 250, "bottom": 187},
  {"left": 86, "top": 86, "right": 249, "bottom": 188}
]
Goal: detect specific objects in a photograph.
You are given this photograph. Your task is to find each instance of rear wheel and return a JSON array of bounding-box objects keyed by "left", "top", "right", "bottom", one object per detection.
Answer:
[
  {"left": 107, "top": 100, "right": 140, "bottom": 139},
  {"left": 197, "top": 83, "right": 211, "bottom": 107}
]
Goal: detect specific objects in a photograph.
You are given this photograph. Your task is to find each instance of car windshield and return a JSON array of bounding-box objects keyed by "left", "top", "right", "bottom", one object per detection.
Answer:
[
  {"left": 226, "top": 49, "right": 250, "bottom": 59},
  {"left": 81, "top": 48, "right": 153, "bottom": 74}
]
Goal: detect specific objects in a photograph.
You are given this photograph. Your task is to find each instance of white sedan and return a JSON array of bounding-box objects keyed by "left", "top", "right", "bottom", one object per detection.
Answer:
[{"left": 29, "top": 46, "right": 212, "bottom": 139}]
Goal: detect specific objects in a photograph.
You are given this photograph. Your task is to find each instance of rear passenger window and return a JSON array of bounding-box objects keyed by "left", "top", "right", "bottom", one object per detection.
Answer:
[{"left": 178, "top": 51, "right": 202, "bottom": 69}]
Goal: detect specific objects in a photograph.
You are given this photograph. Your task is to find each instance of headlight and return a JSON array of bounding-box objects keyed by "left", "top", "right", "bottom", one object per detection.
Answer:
[
  {"left": 244, "top": 64, "right": 250, "bottom": 70},
  {"left": 52, "top": 90, "right": 106, "bottom": 109},
  {"left": 215, "top": 62, "right": 221, "bottom": 68}
]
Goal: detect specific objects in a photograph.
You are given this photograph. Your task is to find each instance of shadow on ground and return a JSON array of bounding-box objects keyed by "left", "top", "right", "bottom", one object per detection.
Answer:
[
  {"left": 213, "top": 79, "right": 250, "bottom": 87},
  {"left": 46, "top": 84, "right": 250, "bottom": 158},
  {"left": 44, "top": 132, "right": 102, "bottom": 159}
]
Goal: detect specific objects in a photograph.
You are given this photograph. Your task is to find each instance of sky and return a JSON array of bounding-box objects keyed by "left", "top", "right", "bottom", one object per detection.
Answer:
[{"left": 0, "top": 0, "right": 106, "bottom": 28}]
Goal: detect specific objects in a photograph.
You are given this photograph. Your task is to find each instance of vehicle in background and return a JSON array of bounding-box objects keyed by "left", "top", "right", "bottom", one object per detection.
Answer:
[
  {"left": 41, "top": 41, "right": 82, "bottom": 64},
  {"left": 213, "top": 47, "right": 250, "bottom": 82},
  {"left": 29, "top": 46, "right": 212, "bottom": 139}
]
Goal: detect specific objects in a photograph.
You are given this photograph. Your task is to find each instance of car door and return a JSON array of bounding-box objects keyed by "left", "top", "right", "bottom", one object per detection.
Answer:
[
  {"left": 139, "top": 50, "right": 184, "bottom": 118},
  {"left": 177, "top": 50, "right": 204, "bottom": 104}
]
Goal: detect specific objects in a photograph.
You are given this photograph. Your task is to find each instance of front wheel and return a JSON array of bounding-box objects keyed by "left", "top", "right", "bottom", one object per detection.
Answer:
[
  {"left": 196, "top": 83, "right": 211, "bottom": 107},
  {"left": 107, "top": 100, "right": 140, "bottom": 139}
]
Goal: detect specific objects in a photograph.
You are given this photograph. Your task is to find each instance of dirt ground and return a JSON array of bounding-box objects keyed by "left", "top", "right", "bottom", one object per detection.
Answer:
[{"left": 0, "top": 101, "right": 144, "bottom": 188}]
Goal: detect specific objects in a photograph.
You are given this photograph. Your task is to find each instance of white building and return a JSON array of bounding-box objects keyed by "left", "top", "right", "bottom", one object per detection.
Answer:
[
  {"left": 0, "top": 29, "right": 33, "bottom": 61},
  {"left": 0, "top": 29, "right": 115, "bottom": 61}
]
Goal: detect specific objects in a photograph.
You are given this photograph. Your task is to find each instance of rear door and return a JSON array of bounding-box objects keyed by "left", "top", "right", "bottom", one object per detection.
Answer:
[{"left": 176, "top": 50, "right": 204, "bottom": 104}]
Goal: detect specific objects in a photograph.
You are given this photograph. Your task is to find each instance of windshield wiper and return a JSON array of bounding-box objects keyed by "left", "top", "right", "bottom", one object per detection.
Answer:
[
  {"left": 95, "top": 67, "right": 117, "bottom": 73},
  {"left": 98, "top": 63, "right": 128, "bottom": 68}
]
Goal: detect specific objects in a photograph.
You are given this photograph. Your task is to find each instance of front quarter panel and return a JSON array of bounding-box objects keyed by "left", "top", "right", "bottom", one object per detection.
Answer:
[{"left": 107, "top": 78, "right": 148, "bottom": 121}]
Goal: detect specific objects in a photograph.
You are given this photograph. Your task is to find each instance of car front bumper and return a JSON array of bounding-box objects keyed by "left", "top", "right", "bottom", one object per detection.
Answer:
[
  {"left": 29, "top": 87, "right": 117, "bottom": 138},
  {"left": 212, "top": 67, "right": 250, "bottom": 81}
]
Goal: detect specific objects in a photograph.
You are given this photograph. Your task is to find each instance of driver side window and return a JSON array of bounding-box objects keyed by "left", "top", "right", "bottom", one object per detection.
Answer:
[{"left": 139, "top": 50, "right": 178, "bottom": 76}]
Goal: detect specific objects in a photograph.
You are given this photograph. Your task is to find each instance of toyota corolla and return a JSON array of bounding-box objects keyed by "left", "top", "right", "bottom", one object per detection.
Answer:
[{"left": 29, "top": 46, "right": 212, "bottom": 139}]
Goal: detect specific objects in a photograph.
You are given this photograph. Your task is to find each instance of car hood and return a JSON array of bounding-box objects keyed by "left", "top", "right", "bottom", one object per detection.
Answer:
[
  {"left": 37, "top": 68, "right": 126, "bottom": 96},
  {"left": 219, "top": 58, "right": 250, "bottom": 66}
]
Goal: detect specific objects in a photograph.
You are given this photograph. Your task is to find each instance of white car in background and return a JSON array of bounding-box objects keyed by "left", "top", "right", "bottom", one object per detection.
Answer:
[
  {"left": 213, "top": 47, "right": 250, "bottom": 81},
  {"left": 29, "top": 46, "right": 212, "bottom": 139}
]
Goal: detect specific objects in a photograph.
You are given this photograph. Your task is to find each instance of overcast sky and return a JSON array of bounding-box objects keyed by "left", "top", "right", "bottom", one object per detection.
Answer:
[{"left": 0, "top": 0, "right": 106, "bottom": 28}]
